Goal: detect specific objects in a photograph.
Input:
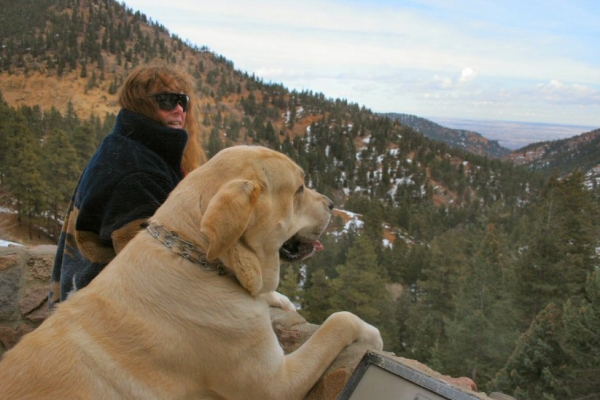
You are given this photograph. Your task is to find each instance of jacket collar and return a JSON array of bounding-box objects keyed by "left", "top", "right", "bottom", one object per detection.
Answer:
[{"left": 114, "top": 109, "right": 189, "bottom": 173}]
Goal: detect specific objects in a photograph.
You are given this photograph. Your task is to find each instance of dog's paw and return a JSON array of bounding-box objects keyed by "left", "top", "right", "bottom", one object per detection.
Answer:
[
  {"left": 261, "top": 291, "right": 296, "bottom": 311},
  {"left": 328, "top": 312, "right": 384, "bottom": 351},
  {"left": 358, "top": 322, "right": 384, "bottom": 351}
]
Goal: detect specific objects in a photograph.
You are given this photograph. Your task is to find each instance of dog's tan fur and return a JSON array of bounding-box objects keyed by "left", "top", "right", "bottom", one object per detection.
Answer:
[{"left": 0, "top": 145, "right": 383, "bottom": 400}]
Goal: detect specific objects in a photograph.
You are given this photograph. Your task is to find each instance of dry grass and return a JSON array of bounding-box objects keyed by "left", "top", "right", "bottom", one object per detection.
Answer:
[{"left": 0, "top": 70, "right": 120, "bottom": 120}]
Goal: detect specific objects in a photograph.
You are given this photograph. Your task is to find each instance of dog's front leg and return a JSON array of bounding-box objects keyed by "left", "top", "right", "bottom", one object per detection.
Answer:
[
  {"left": 260, "top": 291, "right": 296, "bottom": 311},
  {"left": 274, "top": 311, "right": 383, "bottom": 400}
]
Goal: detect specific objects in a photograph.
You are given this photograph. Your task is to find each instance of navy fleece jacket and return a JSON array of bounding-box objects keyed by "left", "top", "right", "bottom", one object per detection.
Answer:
[{"left": 49, "top": 109, "right": 188, "bottom": 307}]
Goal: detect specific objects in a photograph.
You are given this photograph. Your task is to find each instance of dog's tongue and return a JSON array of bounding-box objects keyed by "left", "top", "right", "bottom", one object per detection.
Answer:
[{"left": 312, "top": 239, "right": 324, "bottom": 252}]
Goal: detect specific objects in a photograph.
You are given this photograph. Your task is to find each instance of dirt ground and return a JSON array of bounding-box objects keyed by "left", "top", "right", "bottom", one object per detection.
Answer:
[{"left": 0, "top": 211, "right": 56, "bottom": 248}]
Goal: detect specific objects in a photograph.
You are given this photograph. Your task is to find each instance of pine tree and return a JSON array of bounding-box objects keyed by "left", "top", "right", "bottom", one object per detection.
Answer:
[
  {"left": 362, "top": 204, "right": 384, "bottom": 245},
  {"left": 70, "top": 123, "right": 99, "bottom": 171},
  {"left": 399, "top": 230, "right": 465, "bottom": 360},
  {"left": 560, "top": 271, "right": 600, "bottom": 397},
  {"left": 379, "top": 235, "right": 410, "bottom": 283},
  {"left": 64, "top": 101, "right": 80, "bottom": 132},
  {"left": 278, "top": 263, "right": 302, "bottom": 308},
  {"left": 488, "top": 302, "right": 570, "bottom": 400},
  {"left": 5, "top": 119, "right": 45, "bottom": 238},
  {"left": 328, "top": 235, "right": 398, "bottom": 350},
  {"left": 300, "top": 268, "right": 333, "bottom": 324},
  {"left": 515, "top": 172, "right": 599, "bottom": 326},
  {"left": 431, "top": 224, "right": 518, "bottom": 386},
  {"left": 0, "top": 97, "right": 15, "bottom": 184},
  {"left": 40, "top": 129, "right": 80, "bottom": 238},
  {"left": 207, "top": 126, "right": 224, "bottom": 158},
  {"left": 489, "top": 270, "right": 600, "bottom": 398}
]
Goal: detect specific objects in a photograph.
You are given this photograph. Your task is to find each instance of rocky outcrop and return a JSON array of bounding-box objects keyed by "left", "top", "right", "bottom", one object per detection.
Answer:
[
  {"left": 271, "top": 308, "right": 493, "bottom": 399},
  {"left": 0, "top": 246, "right": 506, "bottom": 399},
  {"left": 0, "top": 245, "right": 54, "bottom": 351}
]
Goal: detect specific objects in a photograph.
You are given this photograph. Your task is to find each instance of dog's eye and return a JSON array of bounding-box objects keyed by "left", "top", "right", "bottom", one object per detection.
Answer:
[{"left": 296, "top": 185, "right": 304, "bottom": 195}]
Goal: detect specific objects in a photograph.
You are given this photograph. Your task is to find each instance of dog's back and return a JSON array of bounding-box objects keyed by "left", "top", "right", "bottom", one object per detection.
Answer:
[{"left": 0, "top": 311, "right": 97, "bottom": 399}]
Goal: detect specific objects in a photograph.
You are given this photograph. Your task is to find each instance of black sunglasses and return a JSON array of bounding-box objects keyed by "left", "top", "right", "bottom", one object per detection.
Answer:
[{"left": 151, "top": 93, "right": 190, "bottom": 112}]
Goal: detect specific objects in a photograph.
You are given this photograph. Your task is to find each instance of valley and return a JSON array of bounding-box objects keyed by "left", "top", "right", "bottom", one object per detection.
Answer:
[{"left": 427, "top": 117, "right": 598, "bottom": 150}]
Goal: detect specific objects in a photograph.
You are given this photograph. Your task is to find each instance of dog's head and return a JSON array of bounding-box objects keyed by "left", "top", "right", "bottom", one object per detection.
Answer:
[{"left": 152, "top": 145, "right": 333, "bottom": 296}]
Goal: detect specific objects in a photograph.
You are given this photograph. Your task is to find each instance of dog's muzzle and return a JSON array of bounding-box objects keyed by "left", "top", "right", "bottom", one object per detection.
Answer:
[{"left": 279, "top": 236, "right": 324, "bottom": 262}]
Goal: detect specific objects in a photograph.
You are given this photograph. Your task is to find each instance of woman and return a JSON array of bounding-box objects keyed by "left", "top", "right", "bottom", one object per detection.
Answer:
[{"left": 49, "top": 60, "right": 205, "bottom": 308}]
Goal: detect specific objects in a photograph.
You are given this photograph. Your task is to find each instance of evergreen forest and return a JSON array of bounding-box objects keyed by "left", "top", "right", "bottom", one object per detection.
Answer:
[{"left": 1, "top": 0, "right": 599, "bottom": 397}]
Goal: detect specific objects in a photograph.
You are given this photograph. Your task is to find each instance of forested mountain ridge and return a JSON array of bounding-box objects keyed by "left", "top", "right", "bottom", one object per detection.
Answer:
[
  {"left": 0, "top": 0, "right": 237, "bottom": 125},
  {"left": 1, "top": 1, "right": 600, "bottom": 398},
  {"left": 385, "top": 113, "right": 511, "bottom": 159},
  {"left": 0, "top": 0, "right": 547, "bottom": 227},
  {"left": 504, "top": 128, "right": 600, "bottom": 178}
]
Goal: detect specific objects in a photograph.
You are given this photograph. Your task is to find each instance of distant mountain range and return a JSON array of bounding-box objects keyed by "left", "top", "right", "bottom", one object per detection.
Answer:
[
  {"left": 385, "top": 113, "right": 511, "bottom": 158},
  {"left": 385, "top": 113, "right": 600, "bottom": 184}
]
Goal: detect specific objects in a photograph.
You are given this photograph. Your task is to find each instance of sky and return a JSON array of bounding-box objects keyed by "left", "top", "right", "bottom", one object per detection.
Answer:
[{"left": 122, "top": 0, "right": 600, "bottom": 128}]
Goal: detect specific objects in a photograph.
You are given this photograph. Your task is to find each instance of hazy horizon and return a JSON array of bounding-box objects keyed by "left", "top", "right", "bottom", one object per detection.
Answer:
[{"left": 426, "top": 116, "right": 598, "bottom": 150}]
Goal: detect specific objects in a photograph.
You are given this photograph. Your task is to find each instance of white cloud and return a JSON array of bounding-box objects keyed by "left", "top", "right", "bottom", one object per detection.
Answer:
[
  {"left": 123, "top": 0, "right": 600, "bottom": 126},
  {"left": 427, "top": 67, "right": 478, "bottom": 90},
  {"left": 433, "top": 75, "right": 455, "bottom": 89},
  {"left": 534, "top": 80, "right": 600, "bottom": 105},
  {"left": 459, "top": 67, "right": 477, "bottom": 84}
]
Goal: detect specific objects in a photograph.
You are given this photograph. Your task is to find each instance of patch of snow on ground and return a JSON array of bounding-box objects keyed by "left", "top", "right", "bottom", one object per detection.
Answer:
[
  {"left": 335, "top": 209, "right": 364, "bottom": 232},
  {"left": 1, "top": 239, "right": 23, "bottom": 247},
  {"left": 1, "top": 207, "right": 25, "bottom": 246}
]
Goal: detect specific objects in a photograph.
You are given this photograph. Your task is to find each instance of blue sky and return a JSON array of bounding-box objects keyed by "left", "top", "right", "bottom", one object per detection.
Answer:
[{"left": 123, "top": 0, "right": 600, "bottom": 127}]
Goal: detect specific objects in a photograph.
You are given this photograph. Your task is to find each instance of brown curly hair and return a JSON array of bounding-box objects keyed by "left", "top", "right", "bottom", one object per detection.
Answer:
[{"left": 118, "top": 59, "right": 205, "bottom": 173}]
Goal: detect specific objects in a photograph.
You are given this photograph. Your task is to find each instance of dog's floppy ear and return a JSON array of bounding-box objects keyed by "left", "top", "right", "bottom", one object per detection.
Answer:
[{"left": 200, "top": 179, "right": 259, "bottom": 261}]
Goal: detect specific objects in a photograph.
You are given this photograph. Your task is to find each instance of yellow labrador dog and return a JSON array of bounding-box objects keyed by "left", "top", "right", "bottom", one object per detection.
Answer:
[{"left": 0, "top": 145, "right": 383, "bottom": 399}]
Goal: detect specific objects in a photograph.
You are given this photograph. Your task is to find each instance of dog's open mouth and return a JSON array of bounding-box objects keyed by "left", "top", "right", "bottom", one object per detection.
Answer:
[{"left": 279, "top": 236, "right": 324, "bottom": 262}]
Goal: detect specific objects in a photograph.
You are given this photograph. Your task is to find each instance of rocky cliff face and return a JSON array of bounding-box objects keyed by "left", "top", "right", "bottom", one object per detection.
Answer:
[
  {"left": 0, "top": 246, "right": 499, "bottom": 399},
  {"left": 0, "top": 245, "right": 54, "bottom": 350}
]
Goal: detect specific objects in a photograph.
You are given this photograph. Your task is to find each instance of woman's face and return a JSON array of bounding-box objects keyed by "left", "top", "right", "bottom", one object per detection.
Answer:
[
  {"left": 157, "top": 103, "right": 186, "bottom": 129},
  {"left": 151, "top": 91, "right": 189, "bottom": 129}
]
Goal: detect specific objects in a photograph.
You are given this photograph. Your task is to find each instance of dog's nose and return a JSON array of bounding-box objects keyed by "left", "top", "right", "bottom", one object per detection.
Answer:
[{"left": 325, "top": 197, "right": 334, "bottom": 211}]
